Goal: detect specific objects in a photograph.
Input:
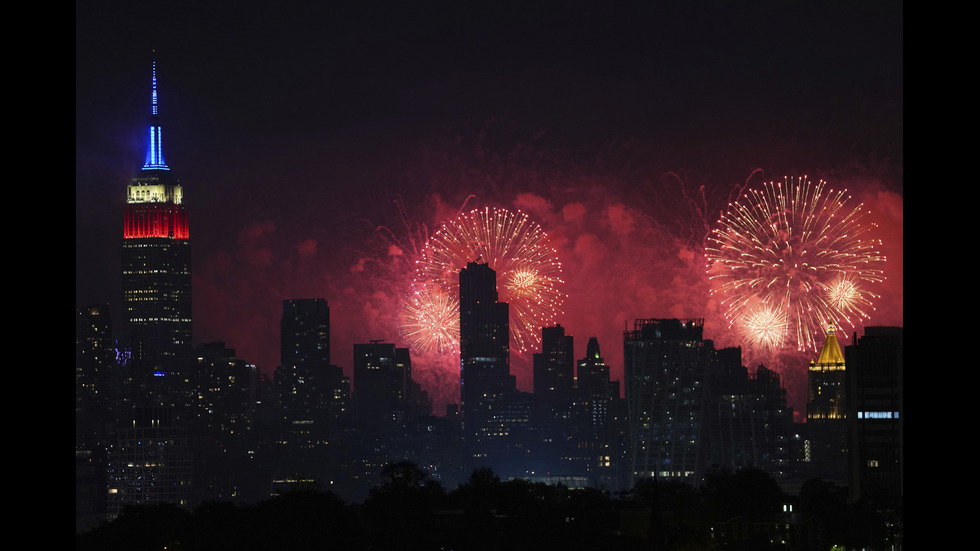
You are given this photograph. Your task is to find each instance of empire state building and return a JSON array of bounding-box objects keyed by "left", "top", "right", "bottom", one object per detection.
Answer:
[{"left": 121, "top": 59, "right": 192, "bottom": 401}]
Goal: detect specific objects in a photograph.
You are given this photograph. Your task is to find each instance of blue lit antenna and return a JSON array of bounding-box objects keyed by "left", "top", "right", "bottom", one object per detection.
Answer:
[{"left": 143, "top": 56, "right": 170, "bottom": 171}]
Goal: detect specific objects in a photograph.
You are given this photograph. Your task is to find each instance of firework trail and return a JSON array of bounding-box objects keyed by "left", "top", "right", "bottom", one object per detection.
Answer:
[
  {"left": 399, "top": 206, "right": 565, "bottom": 356},
  {"left": 366, "top": 194, "right": 478, "bottom": 267},
  {"left": 705, "top": 176, "right": 885, "bottom": 352},
  {"left": 663, "top": 169, "right": 760, "bottom": 248}
]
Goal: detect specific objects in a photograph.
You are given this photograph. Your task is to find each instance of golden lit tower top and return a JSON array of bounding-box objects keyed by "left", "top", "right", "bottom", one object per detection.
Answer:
[
  {"left": 807, "top": 324, "right": 846, "bottom": 421},
  {"left": 813, "top": 324, "right": 846, "bottom": 368}
]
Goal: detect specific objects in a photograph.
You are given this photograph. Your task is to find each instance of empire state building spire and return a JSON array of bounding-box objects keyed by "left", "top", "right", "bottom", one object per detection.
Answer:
[
  {"left": 142, "top": 57, "right": 169, "bottom": 171},
  {"left": 123, "top": 57, "right": 187, "bottom": 240}
]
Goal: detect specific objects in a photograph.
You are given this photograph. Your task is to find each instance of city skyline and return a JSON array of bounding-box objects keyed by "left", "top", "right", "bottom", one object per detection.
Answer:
[{"left": 76, "top": 2, "right": 903, "bottom": 415}]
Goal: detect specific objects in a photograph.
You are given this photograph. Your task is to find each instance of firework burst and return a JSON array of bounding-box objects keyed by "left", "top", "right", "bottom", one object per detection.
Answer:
[
  {"left": 705, "top": 176, "right": 885, "bottom": 351},
  {"left": 398, "top": 206, "right": 565, "bottom": 355},
  {"left": 740, "top": 303, "right": 790, "bottom": 350},
  {"left": 399, "top": 284, "right": 460, "bottom": 353}
]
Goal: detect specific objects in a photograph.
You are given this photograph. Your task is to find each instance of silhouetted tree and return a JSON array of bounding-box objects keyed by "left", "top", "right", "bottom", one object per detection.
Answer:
[
  {"left": 362, "top": 461, "right": 447, "bottom": 550},
  {"left": 178, "top": 501, "right": 261, "bottom": 551},
  {"left": 252, "top": 490, "right": 360, "bottom": 550},
  {"left": 76, "top": 503, "right": 190, "bottom": 551},
  {"left": 702, "top": 466, "right": 786, "bottom": 522},
  {"left": 449, "top": 467, "right": 504, "bottom": 549},
  {"left": 630, "top": 477, "right": 710, "bottom": 551},
  {"left": 847, "top": 490, "right": 902, "bottom": 551},
  {"left": 798, "top": 477, "right": 848, "bottom": 548}
]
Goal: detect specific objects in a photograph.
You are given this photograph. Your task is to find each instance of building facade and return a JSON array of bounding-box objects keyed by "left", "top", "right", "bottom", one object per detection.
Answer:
[
  {"left": 845, "top": 326, "right": 903, "bottom": 502},
  {"left": 76, "top": 304, "right": 116, "bottom": 427},
  {"left": 702, "top": 352, "right": 795, "bottom": 480},
  {"left": 532, "top": 325, "right": 578, "bottom": 473},
  {"left": 276, "top": 298, "right": 349, "bottom": 444},
  {"left": 354, "top": 341, "right": 429, "bottom": 429},
  {"left": 106, "top": 406, "right": 195, "bottom": 519},
  {"left": 533, "top": 324, "right": 575, "bottom": 401},
  {"left": 624, "top": 318, "right": 715, "bottom": 485}
]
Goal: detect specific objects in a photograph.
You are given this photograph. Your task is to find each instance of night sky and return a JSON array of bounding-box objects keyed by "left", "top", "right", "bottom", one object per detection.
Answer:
[{"left": 76, "top": 1, "right": 903, "bottom": 415}]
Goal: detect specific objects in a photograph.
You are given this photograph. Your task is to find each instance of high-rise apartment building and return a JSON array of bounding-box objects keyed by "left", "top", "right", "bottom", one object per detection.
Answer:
[
  {"left": 576, "top": 337, "right": 612, "bottom": 448},
  {"left": 533, "top": 324, "right": 574, "bottom": 400},
  {"left": 846, "top": 326, "right": 903, "bottom": 502},
  {"left": 459, "top": 260, "right": 513, "bottom": 416},
  {"left": 702, "top": 349, "right": 795, "bottom": 480},
  {"left": 76, "top": 305, "right": 115, "bottom": 531},
  {"left": 458, "top": 260, "right": 519, "bottom": 470},
  {"left": 276, "top": 299, "right": 349, "bottom": 443},
  {"left": 76, "top": 304, "right": 115, "bottom": 423},
  {"left": 121, "top": 59, "right": 192, "bottom": 404},
  {"left": 106, "top": 406, "right": 195, "bottom": 519},
  {"left": 191, "top": 342, "right": 258, "bottom": 437},
  {"left": 624, "top": 318, "right": 715, "bottom": 485},
  {"left": 531, "top": 324, "right": 579, "bottom": 474},
  {"left": 354, "top": 341, "right": 429, "bottom": 428},
  {"left": 576, "top": 337, "right": 630, "bottom": 490}
]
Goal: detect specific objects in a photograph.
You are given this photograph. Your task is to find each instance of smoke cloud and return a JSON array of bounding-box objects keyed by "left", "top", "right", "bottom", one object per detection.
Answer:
[{"left": 193, "top": 125, "right": 903, "bottom": 417}]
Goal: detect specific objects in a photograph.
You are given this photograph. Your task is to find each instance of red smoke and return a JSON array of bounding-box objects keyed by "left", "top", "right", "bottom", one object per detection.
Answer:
[{"left": 193, "top": 133, "right": 903, "bottom": 417}]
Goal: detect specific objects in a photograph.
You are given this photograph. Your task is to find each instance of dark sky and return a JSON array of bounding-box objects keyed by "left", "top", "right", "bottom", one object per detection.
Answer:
[{"left": 76, "top": 1, "right": 903, "bottom": 415}]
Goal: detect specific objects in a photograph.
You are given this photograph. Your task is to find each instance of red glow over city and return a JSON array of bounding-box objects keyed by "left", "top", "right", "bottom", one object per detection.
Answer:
[
  {"left": 75, "top": 5, "right": 903, "bottom": 543},
  {"left": 77, "top": 3, "right": 902, "bottom": 420}
]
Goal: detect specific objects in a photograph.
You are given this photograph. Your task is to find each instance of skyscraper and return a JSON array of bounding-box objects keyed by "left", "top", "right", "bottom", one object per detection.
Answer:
[
  {"left": 276, "top": 299, "right": 348, "bottom": 443},
  {"left": 76, "top": 305, "right": 115, "bottom": 531},
  {"left": 807, "top": 325, "right": 847, "bottom": 421},
  {"left": 533, "top": 324, "right": 574, "bottom": 401},
  {"left": 191, "top": 342, "right": 258, "bottom": 437},
  {"left": 806, "top": 325, "right": 848, "bottom": 480},
  {"left": 532, "top": 324, "right": 579, "bottom": 474},
  {"left": 459, "top": 260, "right": 513, "bottom": 414},
  {"left": 121, "top": 59, "right": 192, "bottom": 404},
  {"left": 354, "top": 340, "right": 421, "bottom": 429},
  {"left": 458, "top": 260, "right": 519, "bottom": 470},
  {"left": 624, "top": 318, "right": 715, "bottom": 485},
  {"left": 702, "top": 350, "right": 795, "bottom": 480},
  {"left": 76, "top": 304, "right": 115, "bottom": 423},
  {"left": 106, "top": 406, "right": 195, "bottom": 520},
  {"left": 576, "top": 337, "right": 630, "bottom": 490},
  {"left": 101, "top": 57, "right": 198, "bottom": 522},
  {"left": 845, "top": 326, "right": 903, "bottom": 502},
  {"left": 576, "top": 337, "right": 613, "bottom": 448}
]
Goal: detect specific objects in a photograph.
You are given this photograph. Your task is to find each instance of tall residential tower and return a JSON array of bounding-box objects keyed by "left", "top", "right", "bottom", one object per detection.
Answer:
[
  {"left": 845, "top": 326, "right": 903, "bottom": 502},
  {"left": 624, "top": 318, "right": 715, "bottom": 485},
  {"left": 276, "top": 298, "right": 350, "bottom": 443},
  {"left": 458, "top": 260, "right": 524, "bottom": 472},
  {"left": 121, "top": 58, "right": 192, "bottom": 403}
]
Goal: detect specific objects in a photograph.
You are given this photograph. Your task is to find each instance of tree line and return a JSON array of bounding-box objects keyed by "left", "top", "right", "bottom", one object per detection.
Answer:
[{"left": 76, "top": 462, "right": 899, "bottom": 551}]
